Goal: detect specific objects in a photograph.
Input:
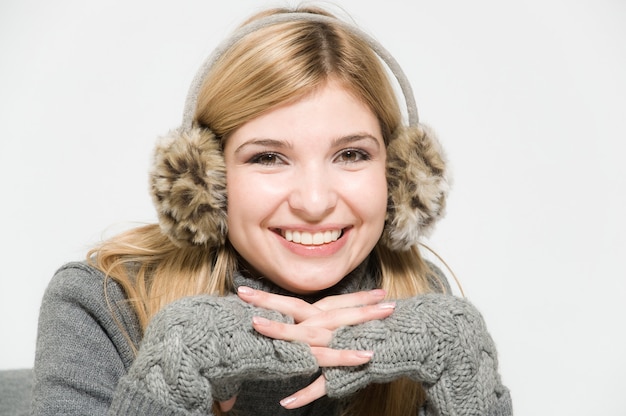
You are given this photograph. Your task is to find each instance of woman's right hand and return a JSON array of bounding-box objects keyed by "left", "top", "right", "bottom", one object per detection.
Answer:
[
  {"left": 124, "top": 294, "right": 319, "bottom": 414},
  {"left": 236, "top": 286, "right": 396, "bottom": 408},
  {"left": 237, "top": 285, "right": 395, "bottom": 347}
]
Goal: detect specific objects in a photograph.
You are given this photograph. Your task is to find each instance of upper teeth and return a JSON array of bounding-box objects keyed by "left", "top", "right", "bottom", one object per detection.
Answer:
[{"left": 282, "top": 229, "right": 341, "bottom": 245}]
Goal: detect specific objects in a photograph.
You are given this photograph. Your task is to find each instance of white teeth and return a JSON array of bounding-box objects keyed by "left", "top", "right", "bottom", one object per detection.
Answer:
[
  {"left": 313, "top": 232, "right": 324, "bottom": 245},
  {"left": 282, "top": 229, "right": 341, "bottom": 245}
]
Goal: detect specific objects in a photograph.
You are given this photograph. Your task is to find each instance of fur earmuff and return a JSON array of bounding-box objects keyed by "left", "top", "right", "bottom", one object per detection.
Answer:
[
  {"left": 382, "top": 124, "right": 450, "bottom": 251},
  {"left": 149, "top": 126, "right": 228, "bottom": 247}
]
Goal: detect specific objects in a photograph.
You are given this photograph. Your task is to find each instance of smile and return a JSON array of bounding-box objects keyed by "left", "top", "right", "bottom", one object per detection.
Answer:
[{"left": 279, "top": 229, "right": 343, "bottom": 245}]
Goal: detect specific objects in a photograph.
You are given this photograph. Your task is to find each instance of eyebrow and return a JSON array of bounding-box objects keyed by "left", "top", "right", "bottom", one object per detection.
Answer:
[
  {"left": 234, "top": 133, "right": 381, "bottom": 154},
  {"left": 234, "top": 138, "right": 292, "bottom": 154},
  {"left": 332, "top": 133, "right": 381, "bottom": 149}
]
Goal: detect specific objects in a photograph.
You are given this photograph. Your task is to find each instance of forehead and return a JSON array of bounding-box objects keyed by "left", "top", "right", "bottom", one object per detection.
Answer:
[{"left": 225, "top": 81, "right": 382, "bottom": 148}]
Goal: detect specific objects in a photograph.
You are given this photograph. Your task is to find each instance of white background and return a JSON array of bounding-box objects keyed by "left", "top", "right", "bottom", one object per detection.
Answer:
[{"left": 1, "top": 0, "right": 625, "bottom": 414}]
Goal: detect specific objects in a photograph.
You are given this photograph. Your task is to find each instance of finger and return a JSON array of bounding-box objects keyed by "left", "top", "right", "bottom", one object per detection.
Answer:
[
  {"left": 237, "top": 286, "right": 320, "bottom": 321},
  {"left": 218, "top": 396, "right": 237, "bottom": 412},
  {"left": 313, "top": 289, "right": 387, "bottom": 311},
  {"left": 301, "top": 301, "right": 396, "bottom": 330},
  {"left": 280, "top": 375, "right": 327, "bottom": 409},
  {"left": 252, "top": 316, "right": 334, "bottom": 346},
  {"left": 310, "top": 346, "right": 373, "bottom": 367}
]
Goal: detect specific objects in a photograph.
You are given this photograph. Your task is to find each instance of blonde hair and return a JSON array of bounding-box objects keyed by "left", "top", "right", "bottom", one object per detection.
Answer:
[
  {"left": 89, "top": 6, "right": 440, "bottom": 415},
  {"left": 194, "top": 7, "right": 400, "bottom": 141}
]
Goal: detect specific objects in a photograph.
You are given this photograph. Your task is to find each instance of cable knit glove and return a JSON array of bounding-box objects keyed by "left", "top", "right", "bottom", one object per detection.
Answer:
[
  {"left": 115, "top": 295, "right": 318, "bottom": 414},
  {"left": 324, "top": 294, "right": 511, "bottom": 416}
]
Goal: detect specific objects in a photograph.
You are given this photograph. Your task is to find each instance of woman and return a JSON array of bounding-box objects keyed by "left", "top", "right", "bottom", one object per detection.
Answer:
[{"left": 31, "top": 6, "right": 512, "bottom": 416}]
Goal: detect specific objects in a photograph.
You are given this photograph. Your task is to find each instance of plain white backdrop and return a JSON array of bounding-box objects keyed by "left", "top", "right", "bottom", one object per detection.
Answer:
[{"left": 1, "top": 0, "right": 625, "bottom": 414}]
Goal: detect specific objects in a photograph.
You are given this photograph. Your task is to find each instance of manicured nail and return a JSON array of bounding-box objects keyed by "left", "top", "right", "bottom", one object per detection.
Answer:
[
  {"left": 369, "top": 289, "right": 386, "bottom": 298},
  {"left": 252, "top": 316, "right": 271, "bottom": 326},
  {"left": 356, "top": 350, "right": 374, "bottom": 359},
  {"left": 377, "top": 301, "right": 396, "bottom": 309},
  {"left": 237, "top": 286, "right": 254, "bottom": 295},
  {"left": 280, "top": 396, "right": 297, "bottom": 407}
]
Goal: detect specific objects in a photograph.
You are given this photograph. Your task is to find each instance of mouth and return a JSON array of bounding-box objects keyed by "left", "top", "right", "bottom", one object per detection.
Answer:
[{"left": 275, "top": 228, "right": 346, "bottom": 246}]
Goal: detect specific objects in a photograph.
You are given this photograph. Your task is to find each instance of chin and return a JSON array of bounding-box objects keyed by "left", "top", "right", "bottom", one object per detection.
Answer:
[{"left": 275, "top": 274, "right": 345, "bottom": 295}]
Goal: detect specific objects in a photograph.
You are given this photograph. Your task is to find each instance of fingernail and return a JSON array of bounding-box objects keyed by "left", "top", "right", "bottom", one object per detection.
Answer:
[
  {"left": 370, "top": 289, "right": 386, "bottom": 298},
  {"left": 356, "top": 350, "right": 374, "bottom": 358},
  {"left": 377, "top": 301, "right": 396, "bottom": 310},
  {"left": 252, "top": 316, "right": 271, "bottom": 326},
  {"left": 237, "top": 286, "right": 254, "bottom": 295},
  {"left": 280, "top": 396, "right": 297, "bottom": 407}
]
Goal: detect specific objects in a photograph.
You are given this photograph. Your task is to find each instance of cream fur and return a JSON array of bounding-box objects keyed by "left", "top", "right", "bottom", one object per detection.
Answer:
[
  {"left": 382, "top": 124, "right": 449, "bottom": 251},
  {"left": 149, "top": 127, "right": 228, "bottom": 247}
]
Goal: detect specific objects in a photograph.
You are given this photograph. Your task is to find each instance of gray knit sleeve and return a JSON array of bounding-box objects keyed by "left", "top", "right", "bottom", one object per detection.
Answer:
[
  {"left": 324, "top": 294, "right": 512, "bottom": 415},
  {"left": 112, "top": 295, "right": 318, "bottom": 414}
]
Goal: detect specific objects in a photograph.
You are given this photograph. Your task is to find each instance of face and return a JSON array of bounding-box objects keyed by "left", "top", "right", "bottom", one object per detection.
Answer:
[{"left": 224, "top": 81, "right": 387, "bottom": 294}]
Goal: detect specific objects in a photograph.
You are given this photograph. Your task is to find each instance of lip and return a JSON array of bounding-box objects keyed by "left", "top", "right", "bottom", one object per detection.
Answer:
[{"left": 272, "top": 226, "right": 351, "bottom": 257}]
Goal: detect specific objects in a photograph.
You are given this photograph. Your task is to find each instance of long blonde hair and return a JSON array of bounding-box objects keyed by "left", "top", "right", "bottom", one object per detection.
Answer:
[{"left": 89, "top": 6, "right": 439, "bottom": 415}]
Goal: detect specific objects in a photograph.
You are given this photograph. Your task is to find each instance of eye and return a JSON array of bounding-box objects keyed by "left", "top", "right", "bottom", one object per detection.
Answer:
[
  {"left": 247, "top": 152, "right": 286, "bottom": 166},
  {"left": 334, "top": 148, "right": 371, "bottom": 164}
]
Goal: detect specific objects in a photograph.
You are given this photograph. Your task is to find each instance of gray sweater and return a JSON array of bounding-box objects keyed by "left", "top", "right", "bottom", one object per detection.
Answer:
[{"left": 31, "top": 261, "right": 512, "bottom": 415}]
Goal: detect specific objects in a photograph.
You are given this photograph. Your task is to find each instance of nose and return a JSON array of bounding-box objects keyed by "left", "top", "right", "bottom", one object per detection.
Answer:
[{"left": 288, "top": 163, "right": 338, "bottom": 220}]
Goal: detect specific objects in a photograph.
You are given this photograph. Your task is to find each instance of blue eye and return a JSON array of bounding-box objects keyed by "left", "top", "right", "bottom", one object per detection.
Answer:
[
  {"left": 335, "top": 149, "right": 371, "bottom": 164},
  {"left": 248, "top": 152, "right": 285, "bottom": 165}
]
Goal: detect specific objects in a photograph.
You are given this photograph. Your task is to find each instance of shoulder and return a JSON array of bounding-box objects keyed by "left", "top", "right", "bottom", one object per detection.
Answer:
[
  {"left": 42, "top": 262, "right": 118, "bottom": 314},
  {"left": 39, "top": 262, "right": 141, "bottom": 368},
  {"left": 42, "top": 261, "right": 136, "bottom": 326},
  {"left": 424, "top": 260, "right": 453, "bottom": 294},
  {"left": 33, "top": 262, "right": 141, "bottom": 413},
  {"left": 40, "top": 260, "right": 141, "bottom": 349},
  {"left": 41, "top": 262, "right": 105, "bottom": 309},
  {"left": 44, "top": 261, "right": 124, "bottom": 304},
  {"left": 47, "top": 261, "right": 105, "bottom": 291}
]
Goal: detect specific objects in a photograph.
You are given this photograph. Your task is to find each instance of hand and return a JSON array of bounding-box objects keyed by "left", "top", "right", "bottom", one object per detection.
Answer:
[
  {"left": 127, "top": 295, "right": 318, "bottom": 414},
  {"left": 218, "top": 397, "right": 237, "bottom": 413},
  {"left": 236, "top": 286, "right": 396, "bottom": 408}
]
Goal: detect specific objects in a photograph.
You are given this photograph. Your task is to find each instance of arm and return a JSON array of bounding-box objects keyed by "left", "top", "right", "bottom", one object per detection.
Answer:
[
  {"left": 31, "top": 263, "right": 142, "bottom": 415},
  {"left": 32, "top": 263, "right": 318, "bottom": 415},
  {"left": 324, "top": 294, "right": 512, "bottom": 416},
  {"left": 110, "top": 294, "right": 319, "bottom": 414}
]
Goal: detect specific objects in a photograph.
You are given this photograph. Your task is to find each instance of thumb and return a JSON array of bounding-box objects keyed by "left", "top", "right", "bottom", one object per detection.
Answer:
[{"left": 219, "top": 396, "right": 238, "bottom": 412}]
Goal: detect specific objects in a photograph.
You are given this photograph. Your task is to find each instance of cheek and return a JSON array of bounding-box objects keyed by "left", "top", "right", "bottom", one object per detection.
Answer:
[
  {"left": 369, "top": 176, "right": 389, "bottom": 227},
  {"left": 226, "top": 172, "right": 283, "bottom": 228},
  {"left": 343, "top": 169, "right": 388, "bottom": 226},
  {"left": 226, "top": 173, "right": 256, "bottom": 226}
]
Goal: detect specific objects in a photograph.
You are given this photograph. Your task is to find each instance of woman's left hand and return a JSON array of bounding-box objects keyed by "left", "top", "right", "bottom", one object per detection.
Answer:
[{"left": 236, "top": 286, "right": 395, "bottom": 408}]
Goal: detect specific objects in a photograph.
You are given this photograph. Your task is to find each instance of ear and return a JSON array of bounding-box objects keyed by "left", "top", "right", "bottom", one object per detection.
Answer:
[
  {"left": 149, "top": 126, "right": 228, "bottom": 247},
  {"left": 382, "top": 124, "right": 450, "bottom": 251}
]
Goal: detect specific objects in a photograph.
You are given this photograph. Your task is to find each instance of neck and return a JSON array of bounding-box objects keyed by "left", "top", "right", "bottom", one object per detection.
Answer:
[{"left": 231, "top": 257, "right": 378, "bottom": 303}]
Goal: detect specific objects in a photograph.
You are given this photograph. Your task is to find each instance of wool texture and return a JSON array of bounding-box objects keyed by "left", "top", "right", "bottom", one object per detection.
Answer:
[
  {"left": 124, "top": 295, "right": 318, "bottom": 412},
  {"left": 324, "top": 294, "right": 510, "bottom": 416},
  {"left": 32, "top": 261, "right": 511, "bottom": 415},
  {"left": 0, "top": 369, "right": 32, "bottom": 416}
]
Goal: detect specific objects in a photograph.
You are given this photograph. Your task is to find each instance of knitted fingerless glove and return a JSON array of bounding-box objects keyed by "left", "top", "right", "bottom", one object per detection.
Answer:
[
  {"left": 324, "top": 294, "right": 511, "bottom": 416},
  {"left": 117, "top": 295, "right": 318, "bottom": 414}
]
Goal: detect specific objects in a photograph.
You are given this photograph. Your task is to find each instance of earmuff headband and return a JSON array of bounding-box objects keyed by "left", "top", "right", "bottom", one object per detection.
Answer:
[{"left": 182, "top": 12, "right": 419, "bottom": 130}]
